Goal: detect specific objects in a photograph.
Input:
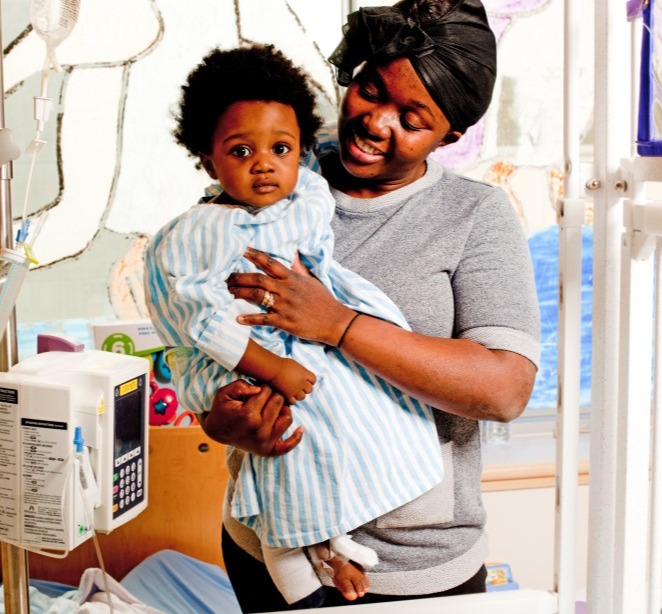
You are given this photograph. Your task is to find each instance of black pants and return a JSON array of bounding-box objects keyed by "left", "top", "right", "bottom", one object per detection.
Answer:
[{"left": 221, "top": 526, "right": 487, "bottom": 613}]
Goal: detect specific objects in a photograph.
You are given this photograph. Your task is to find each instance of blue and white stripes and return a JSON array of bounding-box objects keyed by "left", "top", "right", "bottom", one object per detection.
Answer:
[
  {"left": 232, "top": 343, "right": 446, "bottom": 547},
  {"left": 144, "top": 166, "right": 444, "bottom": 548}
]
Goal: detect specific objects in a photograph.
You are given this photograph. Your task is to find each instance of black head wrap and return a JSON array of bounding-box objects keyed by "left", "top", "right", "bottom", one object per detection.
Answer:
[{"left": 328, "top": 0, "right": 497, "bottom": 133}]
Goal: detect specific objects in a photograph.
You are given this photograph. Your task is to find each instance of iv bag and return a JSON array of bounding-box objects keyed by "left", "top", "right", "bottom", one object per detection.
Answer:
[{"left": 29, "top": 0, "right": 80, "bottom": 49}]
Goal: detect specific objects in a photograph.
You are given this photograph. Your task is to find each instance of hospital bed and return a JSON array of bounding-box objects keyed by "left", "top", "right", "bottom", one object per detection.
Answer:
[{"left": 8, "top": 424, "right": 560, "bottom": 614}]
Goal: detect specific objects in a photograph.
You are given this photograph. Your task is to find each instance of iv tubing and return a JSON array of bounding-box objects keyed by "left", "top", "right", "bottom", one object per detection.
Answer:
[
  {"left": 75, "top": 445, "right": 116, "bottom": 614},
  {"left": 16, "top": 52, "right": 54, "bottom": 258},
  {"left": 0, "top": 0, "right": 30, "bottom": 610}
]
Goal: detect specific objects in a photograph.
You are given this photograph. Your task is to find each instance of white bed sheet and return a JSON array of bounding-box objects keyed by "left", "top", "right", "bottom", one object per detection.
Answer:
[{"left": 3, "top": 550, "right": 241, "bottom": 614}]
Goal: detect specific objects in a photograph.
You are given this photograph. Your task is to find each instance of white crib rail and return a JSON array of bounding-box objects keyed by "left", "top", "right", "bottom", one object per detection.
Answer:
[
  {"left": 599, "top": 157, "right": 662, "bottom": 614},
  {"left": 554, "top": 192, "right": 583, "bottom": 614},
  {"left": 553, "top": 0, "right": 584, "bottom": 609},
  {"left": 586, "top": 1, "right": 635, "bottom": 613},
  {"left": 650, "top": 237, "right": 662, "bottom": 614},
  {"left": 614, "top": 195, "right": 655, "bottom": 613},
  {"left": 287, "top": 589, "right": 558, "bottom": 614}
]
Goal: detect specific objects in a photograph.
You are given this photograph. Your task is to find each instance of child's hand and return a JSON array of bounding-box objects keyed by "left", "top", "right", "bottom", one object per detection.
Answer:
[{"left": 267, "top": 358, "right": 316, "bottom": 404}]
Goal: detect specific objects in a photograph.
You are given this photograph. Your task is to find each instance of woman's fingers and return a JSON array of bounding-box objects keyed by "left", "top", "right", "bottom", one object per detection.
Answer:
[
  {"left": 222, "top": 379, "right": 263, "bottom": 401},
  {"left": 227, "top": 284, "right": 277, "bottom": 308},
  {"left": 259, "top": 389, "right": 289, "bottom": 429},
  {"left": 261, "top": 397, "right": 304, "bottom": 456},
  {"left": 291, "top": 252, "right": 313, "bottom": 276},
  {"left": 271, "top": 426, "right": 304, "bottom": 456},
  {"left": 244, "top": 246, "right": 290, "bottom": 279},
  {"left": 226, "top": 271, "right": 272, "bottom": 291},
  {"left": 227, "top": 245, "right": 351, "bottom": 344},
  {"left": 226, "top": 248, "right": 289, "bottom": 296},
  {"left": 226, "top": 250, "right": 289, "bottom": 316},
  {"left": 207, "top": 383, "right": 303, "bottom": 457}
]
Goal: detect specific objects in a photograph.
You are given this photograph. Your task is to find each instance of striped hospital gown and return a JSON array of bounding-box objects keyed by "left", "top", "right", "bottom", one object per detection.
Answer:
[{"left": 145, "top": 167, "right": 444, "bottom": 548}]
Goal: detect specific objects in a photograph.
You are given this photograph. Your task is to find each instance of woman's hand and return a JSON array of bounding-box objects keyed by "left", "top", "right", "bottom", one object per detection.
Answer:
[
  {"left": 226, "top": 247, "right": 356, "bottom": 345},
  {"left": 199, "top": 379, "right": 304, "bottom": 457}
]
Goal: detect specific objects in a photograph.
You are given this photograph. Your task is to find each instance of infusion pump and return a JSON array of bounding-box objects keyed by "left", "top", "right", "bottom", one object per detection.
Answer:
[{"left": 0, "top": 349, "right": 149, "bottom": 552}]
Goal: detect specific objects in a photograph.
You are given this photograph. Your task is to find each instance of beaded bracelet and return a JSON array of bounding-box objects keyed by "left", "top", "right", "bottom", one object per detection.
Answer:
[{"left": 337, "top": 313, "right": 361, "bottom": 348}]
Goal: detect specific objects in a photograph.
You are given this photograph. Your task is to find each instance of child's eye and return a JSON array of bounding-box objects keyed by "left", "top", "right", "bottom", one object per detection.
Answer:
[
  {"left": 231, "top": 146, "right": 252, "bottom": 158},
  {"left": 273, "top": 143, "right": 292, "bottom": 156}
]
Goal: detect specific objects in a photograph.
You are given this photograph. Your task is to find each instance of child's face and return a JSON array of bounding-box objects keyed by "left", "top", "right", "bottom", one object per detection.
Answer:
[{"left": 202, "top": 100, "right": 301, "bottom": 208}]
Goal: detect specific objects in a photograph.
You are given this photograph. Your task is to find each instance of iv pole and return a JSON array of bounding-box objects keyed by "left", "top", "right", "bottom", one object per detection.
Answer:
[{"left": 0, "top": 0, "right": 32, "bottom": 611}]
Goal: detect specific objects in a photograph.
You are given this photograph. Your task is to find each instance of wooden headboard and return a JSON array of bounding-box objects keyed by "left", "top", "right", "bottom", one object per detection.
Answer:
[{"left": 22, "top": 426, "right": 229, "bottom": 587}]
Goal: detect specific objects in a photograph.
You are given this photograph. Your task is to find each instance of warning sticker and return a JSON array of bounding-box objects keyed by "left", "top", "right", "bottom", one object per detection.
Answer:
[
  {"left": 20, "top": 420, "right": 69, "bottom": 547},
  {"left": 0, "top": 388, "right": 17, "bottom": 404}
]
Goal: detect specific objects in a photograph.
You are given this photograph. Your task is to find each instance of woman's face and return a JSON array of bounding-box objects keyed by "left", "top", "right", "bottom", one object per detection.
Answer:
[{"left": 337, "top": 57, "right": 460, "bottom": 197}]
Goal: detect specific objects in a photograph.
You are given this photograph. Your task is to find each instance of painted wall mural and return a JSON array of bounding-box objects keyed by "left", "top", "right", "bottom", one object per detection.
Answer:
[{"left": 1, "top": 0, "right": 594, "bottom": 414}]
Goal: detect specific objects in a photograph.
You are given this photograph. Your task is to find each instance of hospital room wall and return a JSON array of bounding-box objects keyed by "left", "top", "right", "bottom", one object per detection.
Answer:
[
  {"left": 3, "top": 0, "right": 577, "bottom": 411},
  {"left": 484, "top": 484, "right": 589, "bottom": 592}
]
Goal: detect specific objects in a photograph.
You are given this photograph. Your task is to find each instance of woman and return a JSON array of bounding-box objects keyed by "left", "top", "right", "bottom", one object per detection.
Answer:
[{"left": 189, "top": 0, "right": 540, "bottom": 610}]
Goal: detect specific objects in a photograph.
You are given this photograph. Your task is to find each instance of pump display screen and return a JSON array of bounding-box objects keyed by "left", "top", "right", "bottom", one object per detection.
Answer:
[{"left": 113, "top": 374, "right": 146, "bottom": 518}]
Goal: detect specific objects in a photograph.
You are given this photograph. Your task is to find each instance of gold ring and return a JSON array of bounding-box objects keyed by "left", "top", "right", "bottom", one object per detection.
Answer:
[{"left": 261, "top": 290, "right": 275, "bottom": 310}]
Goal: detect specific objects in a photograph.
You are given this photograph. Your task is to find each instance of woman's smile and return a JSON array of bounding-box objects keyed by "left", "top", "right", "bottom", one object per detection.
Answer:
[{"left": 350, "top": 132, "right": 385, "bottom": 159}]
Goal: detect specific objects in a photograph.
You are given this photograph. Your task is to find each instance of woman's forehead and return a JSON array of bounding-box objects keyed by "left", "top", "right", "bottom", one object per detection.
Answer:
[{"left": 357, "top": 58, "right": 447, "bottom": 119}]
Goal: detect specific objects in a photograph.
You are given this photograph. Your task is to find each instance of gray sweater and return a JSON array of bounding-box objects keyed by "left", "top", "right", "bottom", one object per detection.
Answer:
[{"left": 223, "top": 158, "right": 541, "bottom": 595}]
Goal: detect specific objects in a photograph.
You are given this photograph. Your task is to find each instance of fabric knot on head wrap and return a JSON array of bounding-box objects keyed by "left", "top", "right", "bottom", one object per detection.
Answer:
[{"left": 328, "top": 0, "right": 497, "bottom": 134}]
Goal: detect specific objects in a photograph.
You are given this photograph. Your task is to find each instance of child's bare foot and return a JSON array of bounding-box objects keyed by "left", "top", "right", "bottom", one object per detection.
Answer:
[{"left": 327, "top": 556, "right": 370, "bottom": 601}]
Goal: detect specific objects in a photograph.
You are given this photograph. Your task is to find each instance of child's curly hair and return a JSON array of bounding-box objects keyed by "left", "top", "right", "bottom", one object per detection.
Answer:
[{"left": 173, "top": 44, "right": 323, "bottom": 164}]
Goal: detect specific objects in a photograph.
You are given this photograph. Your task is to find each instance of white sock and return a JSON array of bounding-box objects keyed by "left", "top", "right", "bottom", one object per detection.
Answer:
[
  {"left": 262, "top": 544, "right": 322, "bottom": 605},
  {"left": 330, "top": 535, "right": 379, "bottom": 569}
]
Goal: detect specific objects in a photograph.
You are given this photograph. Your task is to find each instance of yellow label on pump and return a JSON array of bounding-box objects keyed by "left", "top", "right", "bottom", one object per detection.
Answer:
[
  {"left": 119, "top": 378, "right": 138, "bottom": 396},
  {"left": 98, "top": 399, "right": 105, "bottom": 415}
]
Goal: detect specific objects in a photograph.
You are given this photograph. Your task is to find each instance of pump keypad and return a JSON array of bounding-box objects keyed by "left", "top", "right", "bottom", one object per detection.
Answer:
[{"left": 113, "top": 447, "right": 144, "bottom": 516}]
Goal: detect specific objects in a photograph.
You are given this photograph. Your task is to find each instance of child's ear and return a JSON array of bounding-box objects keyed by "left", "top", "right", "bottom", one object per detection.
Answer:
[{"left": 200, "top": 156, "right": 217, "bottom": 179}]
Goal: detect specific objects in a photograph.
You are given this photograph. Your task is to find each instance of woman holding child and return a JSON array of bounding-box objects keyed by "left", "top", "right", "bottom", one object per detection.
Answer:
[{"left": 183, "top": 0, "right": 539, "bottom": 610}]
